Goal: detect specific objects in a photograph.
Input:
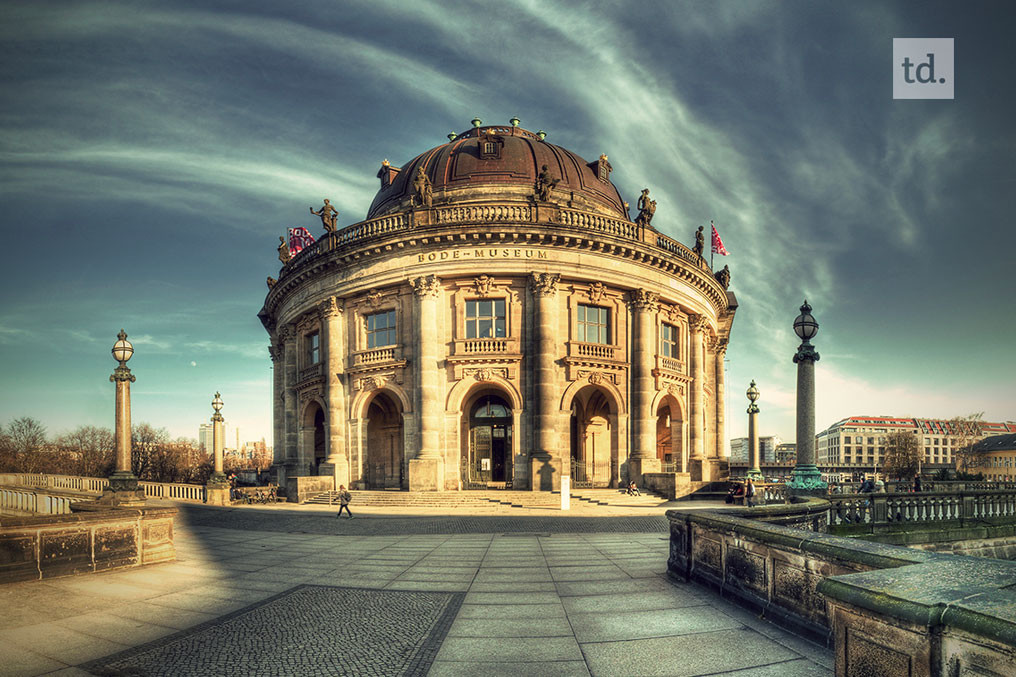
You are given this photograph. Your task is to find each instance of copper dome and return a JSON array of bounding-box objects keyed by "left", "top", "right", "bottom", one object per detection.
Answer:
[{"left": 367, "top": 124, "right": 629, "bottom": 220}]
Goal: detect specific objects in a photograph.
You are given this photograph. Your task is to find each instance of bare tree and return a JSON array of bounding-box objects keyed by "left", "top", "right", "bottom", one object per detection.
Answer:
[
  {"left": 950, "top": 413, "right": 985, "bottom": 473},
  {"left": 131, "top": 423, "right": 170, "bottom": 479},
  {"left": 883, "top": 431, "right": 922, "bottom": 481},
  {"left": 58, "top": 426, "right": 115, "bottom": 478},
  {"left": 5, "top": 417, "right": 49, "bottom": 473}
]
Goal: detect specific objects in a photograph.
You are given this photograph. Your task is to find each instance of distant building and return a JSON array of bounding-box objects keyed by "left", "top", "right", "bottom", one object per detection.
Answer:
[
  {"left": 965, "top": 434, "right": 1016, "bottom": 480},
  {"left": 729, "top": 435, "right": 780, "bottom": 463},
  {"left": 816, "top": 416, "right": 1016, "bottom": 478},
  {"left": 198, "top": 423, "right": 214, "bottom": 453},
  {"left": 775, "top": 443, "right": 796, "bottom": 464}
]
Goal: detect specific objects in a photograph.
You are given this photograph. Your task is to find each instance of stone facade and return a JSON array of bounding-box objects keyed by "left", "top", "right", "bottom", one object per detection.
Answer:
[{"left": 259, "top": 123, "right": 736, "bottom": 492}]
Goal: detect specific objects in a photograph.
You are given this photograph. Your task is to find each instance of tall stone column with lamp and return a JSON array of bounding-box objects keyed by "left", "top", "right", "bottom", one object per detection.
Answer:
[
  {"left": 409, "top": 275, "right": 444, "bottom": 491},
  {"left": 628, "top": 289, "right": 661, "bottom": 485},
  {"left": 205, "top": 392, "right": 230, "bottom": 506},
  {"left": 101, "top": 329, "right": 145, "bottom": 506},
  {"left": 530, "top": 273, "right": 564, "bottom": 491},
  {"left": 788, "top": 300, "right": 827, "bottom": 495},
  {"left": 745, "top": 380, "right": 762, "bottom": 480},
  {"left": 319, "top": 297, "right": 349, "bottom": 490}
]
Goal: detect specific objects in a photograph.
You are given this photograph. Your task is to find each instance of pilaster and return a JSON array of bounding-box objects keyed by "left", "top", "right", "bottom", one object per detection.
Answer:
[
  {"left": 409, "top": 275, "right": 444, "bottom": 491},
  {"left": 319, "top": 297, "right": 348, "bottom": 489},
  {"left": 530, "top": 272, "right": 564, "bottom": 490},
  {"left": 628, "top": 289, "right": 661, "bottom": 484}
]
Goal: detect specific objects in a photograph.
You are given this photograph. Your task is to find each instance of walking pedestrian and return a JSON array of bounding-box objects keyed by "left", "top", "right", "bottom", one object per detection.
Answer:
[{"left": 336, "top": 485, "right": 353, "bottom": 519}]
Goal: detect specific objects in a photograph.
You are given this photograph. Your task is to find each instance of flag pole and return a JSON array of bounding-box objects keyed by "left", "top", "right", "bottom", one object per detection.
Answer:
[{"left": 709, "top": 220, "right": 714, "bottom": 270}]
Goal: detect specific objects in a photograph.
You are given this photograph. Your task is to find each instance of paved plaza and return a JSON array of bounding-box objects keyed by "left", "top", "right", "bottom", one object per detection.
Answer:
[{"left": 0, "top": 502, "right": 833, "bottom": 676}]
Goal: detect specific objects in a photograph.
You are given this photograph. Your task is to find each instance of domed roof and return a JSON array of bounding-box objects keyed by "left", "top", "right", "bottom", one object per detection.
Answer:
[{"left": 367, "top": 122, "right": 629, "bottom": 220}]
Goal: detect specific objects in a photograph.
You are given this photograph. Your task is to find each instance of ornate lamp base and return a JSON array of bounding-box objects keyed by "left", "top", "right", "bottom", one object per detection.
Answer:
[
  {"left": 787, "top": 464, "right": 827, "bottom": 496},
  {"left": 745, "top": 468, "right": 763, "bottom": 481},
  {"left": 99, "top": 472, "right": 145, "bottom": 506}
]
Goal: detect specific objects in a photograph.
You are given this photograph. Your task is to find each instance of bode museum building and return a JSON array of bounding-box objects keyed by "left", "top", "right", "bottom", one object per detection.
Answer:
[{"left": 259, "top": 119, "right": 737, "bottom": 494}]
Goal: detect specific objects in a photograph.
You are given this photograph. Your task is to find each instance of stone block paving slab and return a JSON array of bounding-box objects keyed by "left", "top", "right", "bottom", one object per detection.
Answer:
[
  {"left": 463, "top": 591, "right": 561, "bottom": 605},
  {"left": 447, "top": 616, "right": 574, "bottom": 637},
  {"left": 80, "top": 585, "right": 463, "bottom": 677},
  {"left": 467, "top": 581, "right": 558, "bottom": 593},
  {"left": 455, "top": 602, "right": 568, "bottom": 619},
  {"left": 54, "top": 611, "right": 177, "bottom": 646},
  {"left": 434, "top": 636, "right": 583, "bottom": 662},
  {"left": 427, "top": 660, "right": 591, "bottom": 676},
  {"left": 561, "top": 589, "right": 706, "bottom": 614},
  {"left": 1, "top": 623, "right": 130, "bottom": 666},
  {"left": 579, "top": 627, "right": 805, "bottom": 677},
  {"left": 569, "top": 605, "right": 742, "bottom": 642},
  {"left": 715, "top": 657, "right": 834, "bottom": 676},
  {"left": 107, "top": 602, "right": 218, "bottom": 631}
]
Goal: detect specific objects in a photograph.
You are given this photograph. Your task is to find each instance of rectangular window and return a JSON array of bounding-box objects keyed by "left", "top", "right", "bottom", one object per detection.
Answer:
[
  {"left": 306, "top": 331, "right": 320, "bottom": 365},
  {"left": 465, "top": 299, "right": 506, "bottom": 339},
  {"left": 366, "top": 310, "right": 397, "bottom": 349},
  {"left": 577, "top": 304, "right": 610, "bottom": 344},
  {"left": 660, "top": 323, "right": 679, "bottom": 358}
]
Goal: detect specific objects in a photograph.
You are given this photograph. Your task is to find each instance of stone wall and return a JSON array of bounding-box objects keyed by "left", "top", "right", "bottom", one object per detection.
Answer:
[
  {"left": 641, "top": 472, "right": 690, "bottom": 499},
  {"left": 667, "top": 500, "right": 1016, "bottom": 676},
  {"left": 286, "top": 475, "right": 335, "bottom": 503},
  {"left": 0, "top": 504, "right": 177, "bottom": 583}
]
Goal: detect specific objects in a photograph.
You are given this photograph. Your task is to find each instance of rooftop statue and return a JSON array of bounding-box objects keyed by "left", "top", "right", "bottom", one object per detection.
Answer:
[
  {"left": 278, "top": 236, "right": 291, "bottom": 265},
  {"left": 715, "top": 265, "right": 731, "bottom": 289},
  {"left": 693, "top": 225, "right": 705, "bottom": 258},
  {"left": 535, "top": 165, "right": 559, "bottom": 201},
  {"left": 413, "top": 167, "right": 433, "bottom": 207},
  {"left": 310, "top": 199, "right": 339, "bottom": 233},
  {"left": 266, "top": 276, "right": 277, "bottom": 289},
  {"left": 635, "top": 188, "right": 656, "bottom": 226}
]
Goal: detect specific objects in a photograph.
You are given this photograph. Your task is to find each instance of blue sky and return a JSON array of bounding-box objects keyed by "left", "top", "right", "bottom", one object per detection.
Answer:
[{"left": 1, "top": 1, "right": 1013, "bottom": 447}]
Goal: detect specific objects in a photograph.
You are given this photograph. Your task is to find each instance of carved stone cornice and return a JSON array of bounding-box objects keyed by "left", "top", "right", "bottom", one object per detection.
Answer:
[
  {"left": 410, "top": 274, "right": 442, "bottom": 298},
  {"left": 628, "top": 289, "right": 659, "bottom": 312},
  {"left": 529, "top": 272, "right": 559, "bottom": 297}
]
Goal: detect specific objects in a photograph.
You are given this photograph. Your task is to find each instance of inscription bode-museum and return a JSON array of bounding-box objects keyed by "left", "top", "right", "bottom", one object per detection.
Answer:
[{"left": 259, "top": 119, "right": 736, "bottom": 495}]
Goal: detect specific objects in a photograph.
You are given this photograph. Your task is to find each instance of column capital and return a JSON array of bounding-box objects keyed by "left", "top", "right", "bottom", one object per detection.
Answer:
[
  {"left": 714, "top": 337, "right": 728, "bottom": 354},
  {"left": 689, "top": 314, "right": 710, "bottom": 334},
  {"left": 110, "top": 366, "right": 136, "bottom": 383},
  {"left": 793, "top": 342, "right": 820, "bottom": 363},
  {"left": 319, "top": 296, "right": 342, "bottom": 318},
  {"left": 529, "top": 272, "right": 559, "bottom": 297},
  {"left": 279, "top": 323, "right": 297, "bottom": 342},
  {"left": 411, "top": 274, "right": 442, "bottom": 298},
  {"left": 628, "top": 289, "right": 659, "bottom": 312}
]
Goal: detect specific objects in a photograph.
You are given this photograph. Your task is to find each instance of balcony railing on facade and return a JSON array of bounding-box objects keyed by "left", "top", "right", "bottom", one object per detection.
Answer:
[
  {"left": 281, "top": 203, "right": 707, "bottom": 277},
  {"left": 567, "top": 341, "right": 620, "bottom": 362}
]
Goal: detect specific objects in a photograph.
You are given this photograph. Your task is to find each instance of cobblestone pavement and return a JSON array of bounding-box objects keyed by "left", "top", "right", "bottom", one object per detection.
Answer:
[
  {"left": 81, "top": 586, "right": 463, "bottom": 677},
  {"left": 0, "top": 507, "right": 833, "bottom": 676}
]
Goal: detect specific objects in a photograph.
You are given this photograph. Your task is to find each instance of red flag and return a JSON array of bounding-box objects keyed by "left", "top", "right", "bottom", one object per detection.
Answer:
[
  {"left": 710, "top": 221, "right": 728, "bottom": 256},
  {"left": 288, "top": 227, "right": 316, "bottom": 256}
]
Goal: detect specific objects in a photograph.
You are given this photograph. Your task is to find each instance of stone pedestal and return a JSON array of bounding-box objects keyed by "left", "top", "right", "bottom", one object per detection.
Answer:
[
  {"left": 628, "top": 457, "right": 661, "bottom": 486},
  {"left": 409, "top": 457, "right": 443, "bottom": 492},
  {"left": 318, "top": 459, "right": 348, "bottom": 490},
  {"left": 688, "top": 458, "right": 705, "bottom": 482},
  {"left": 205, "top": 485, "right": 230, "bottom": 506}
]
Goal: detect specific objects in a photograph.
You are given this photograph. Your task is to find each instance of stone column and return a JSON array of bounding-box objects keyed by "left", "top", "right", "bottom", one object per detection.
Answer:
[
  {"left": 715, "top": 339, "right": 728, "bottom": 460},
  {"left": 409, "top": 275, "right": 444, "bottom": 491},
  {"left": 688, "top": 315, "right": 707, "bottom": 480},
  {"left": 282, "top": 324, "right": 299, "bottom": 476},
  {"left": 628, "top": 289, "right": 661, "bottom": 485},
  {"left": 206, "top": 395, "right": 229, "bottom": 506},
  {"left": 530, "top": 273, "right": 563, "bottom": 491},
  {"left": 269, "top": 337, "right": 286, "bottom": 487},
  {"left": 746, "top": 381, "right": 762, "bottom": 480},
  {"left": 319, "top": 297, "right": 349, "bottom": 490},
  {"left": 789, "top": 301, "right": 826, "bottom": 495},
  {"left": 103, "top": 329, "right": 144, "bottom": 505}
]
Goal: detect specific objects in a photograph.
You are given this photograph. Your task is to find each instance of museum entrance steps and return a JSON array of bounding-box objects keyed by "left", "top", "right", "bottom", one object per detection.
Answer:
[
  {"left": 305, "top": 490, "right": 564, "bottom": 509},
  {"left": 569, "top": 488, "right": 675, "bottom": 507}
]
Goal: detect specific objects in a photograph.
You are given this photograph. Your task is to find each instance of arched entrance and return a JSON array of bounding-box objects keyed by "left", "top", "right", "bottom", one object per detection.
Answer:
[
  {"left": 365, "top": 391, "right": 404, "bottom": 489},
  {"left": 462, "top": 392, "right": 513, "bottom": 488},
  {"left": 656, "top": 395, "right": 685, "bottom": 471},
  {"left": 301, "top": 401, "right": 327, "bottom": 475},
  {"left": 569, "top": 386, "right": 618, "bottom": 487}
]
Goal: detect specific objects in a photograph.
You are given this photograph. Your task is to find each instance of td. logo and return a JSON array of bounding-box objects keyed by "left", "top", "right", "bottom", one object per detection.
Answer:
[{"left": 894, "top": 38, "right": 954, "bottom": 99}]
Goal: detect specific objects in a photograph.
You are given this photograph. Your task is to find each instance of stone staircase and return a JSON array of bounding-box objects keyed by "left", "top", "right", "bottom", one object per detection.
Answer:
[
  {"left": 569, "top": 488, "right": 675, "bottom": 507},
  {"left": 305, "top": 490, "right": 563, "bottom": 509}
]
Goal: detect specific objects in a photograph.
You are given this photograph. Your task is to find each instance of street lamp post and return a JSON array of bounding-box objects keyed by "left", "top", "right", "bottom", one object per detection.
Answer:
[
  {"left": 205, "top": 392, "right": 231, "bottom": 506},
  {"left": 788, "top": 301, "right": 827, "bottom": 495},
  {"left": 746, "top": 380, "right": 762, "bottom": 481},
  {"left": 102, "top": 329, "right": 145, "bottom": 505}
]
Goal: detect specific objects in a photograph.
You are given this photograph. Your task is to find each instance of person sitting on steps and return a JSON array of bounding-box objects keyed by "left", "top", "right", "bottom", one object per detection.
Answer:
[{"left": 626, "top": 480, "right": 641, "bottom": 497}]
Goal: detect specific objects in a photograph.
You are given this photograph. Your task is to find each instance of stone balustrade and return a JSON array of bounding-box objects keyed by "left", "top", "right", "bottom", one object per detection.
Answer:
[
  {"left": 3, "top": 473, "right": 210, "bottom": 505},
  {"left": 0, "top": 487, "right": 78, "bottom": 516},
  {"left": 355, "top": 346, "right": 397, "bottom": 364},
  {"left": 667, "top": 497, "right": 1016, "bottom": 676},
  {"left": 827, "top": 488, "right": 1016, "bottom": 530}
]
